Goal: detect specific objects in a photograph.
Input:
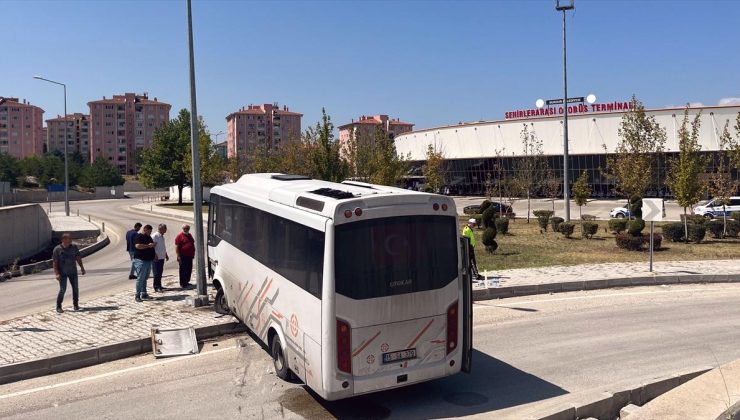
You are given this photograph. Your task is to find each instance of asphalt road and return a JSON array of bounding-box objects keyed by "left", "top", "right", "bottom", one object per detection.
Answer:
[
  {"left": 3, "top": 283, "right": 740, "bottom": 419},
  {"left": 0, "top": 194, "right": 197, "bottom": 320}
]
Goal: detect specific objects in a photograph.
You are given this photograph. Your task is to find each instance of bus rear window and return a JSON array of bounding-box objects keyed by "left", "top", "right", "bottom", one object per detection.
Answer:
[{"left": 335, "top": 215, "right": 458, "bottom": 300}]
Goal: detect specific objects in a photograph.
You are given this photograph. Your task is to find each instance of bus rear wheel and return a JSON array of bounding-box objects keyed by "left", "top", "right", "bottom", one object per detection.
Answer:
[
  {"left": 214, "top": 288, "right": 230, "bottom": 315},
  {"left": 271, "top": 335, "right": 291, "bottom": 380}
]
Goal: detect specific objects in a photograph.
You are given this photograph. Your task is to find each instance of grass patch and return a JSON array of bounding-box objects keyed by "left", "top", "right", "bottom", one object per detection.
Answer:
[
  {"left": 159, "top": 203, "right": 209, "bottom": 213},
  {"left": 462, "top": 217, "right": 740, "bottom": 271}
]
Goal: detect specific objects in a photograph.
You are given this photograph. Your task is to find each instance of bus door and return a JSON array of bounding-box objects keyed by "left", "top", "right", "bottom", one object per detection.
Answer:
[{"left": 459, "top": 237, "right": 473, "bottom": 373}]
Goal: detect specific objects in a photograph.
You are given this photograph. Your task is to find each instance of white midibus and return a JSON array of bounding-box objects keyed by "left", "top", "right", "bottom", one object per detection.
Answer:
[{"left": 207, "top": 174, "right": 472, "bottom": 400}]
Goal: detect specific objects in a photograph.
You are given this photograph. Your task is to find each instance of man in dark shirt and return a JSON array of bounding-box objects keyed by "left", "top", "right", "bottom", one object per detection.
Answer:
[
  {"left": 53, "top": 233, "right": 86, "bottom": 313},
  {"left": 126, "top": 223, "right": 142, "bottom": 280},
  {"left": 133, "top": 224, "right": 156, "bottom": 302}
]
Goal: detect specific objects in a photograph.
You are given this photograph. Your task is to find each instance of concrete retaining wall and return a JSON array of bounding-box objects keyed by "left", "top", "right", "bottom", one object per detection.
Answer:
[
  {"left": 0, "top": 186, "right": 124, "bottom": 206},
  {"left": 0, "top": 204, "right": 52, "bottom": 267},
  {"left": 19, "top": 232, "right": 109, "bottom": 275}
]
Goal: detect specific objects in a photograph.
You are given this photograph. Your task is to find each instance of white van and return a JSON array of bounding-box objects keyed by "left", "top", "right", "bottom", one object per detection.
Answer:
[{"left": 693, "top": 197, "right": 740, "bottom": 218}]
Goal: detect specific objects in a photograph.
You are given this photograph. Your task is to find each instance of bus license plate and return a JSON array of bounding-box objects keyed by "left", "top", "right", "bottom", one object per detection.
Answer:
[{"left": 382, "top": 348, "right": 417, "bottom": 364}]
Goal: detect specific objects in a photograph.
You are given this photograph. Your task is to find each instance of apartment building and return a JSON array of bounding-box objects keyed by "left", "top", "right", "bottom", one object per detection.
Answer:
[
  {"left": 338, "top": 114, "right": 414, "bottom": 155},
  {"left": 88, "top": 93, "right": 171, "bottom": 174},
  {"left": 0, "top": 97, "right": 45, "bottom": 158},
  {"left": 46, "top": 113, "right": 90, "bottom": 159},
  {"left": 225, "top": 103, "right": 302, "bottom": 158}
]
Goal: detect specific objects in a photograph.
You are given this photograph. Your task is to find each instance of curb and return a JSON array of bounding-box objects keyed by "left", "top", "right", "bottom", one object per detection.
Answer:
[
  {"left": 0, "top": 320, "right": 246, "bottom": 385},
  {"left": 528, "top": 367, "right": 712, "bottom": 420},
  {"left": 18, "top": 232, "right": 110, "bottom": 275},
  {"left": 473, "top": 274, "right": 740, "bottom": 301},
  {"left": 128, "top": 204, "right": 195, "bottom": 224}
]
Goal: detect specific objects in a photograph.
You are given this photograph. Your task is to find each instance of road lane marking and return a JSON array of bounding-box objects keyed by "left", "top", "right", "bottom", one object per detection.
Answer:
[
  {"left": 475, "top": 285, "right": 740, "bottom": 308},
  {"left": 0, "top": 346, "right": 235, "bottom": 400}
]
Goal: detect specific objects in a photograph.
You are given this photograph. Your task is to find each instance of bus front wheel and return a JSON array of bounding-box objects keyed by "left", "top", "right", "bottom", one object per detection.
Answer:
[
  {"left": 271, "top": 335, "right": 291, "bottom": 380},
  {"left": 214, "top": 288, "right": 230, "bottom": 315}
]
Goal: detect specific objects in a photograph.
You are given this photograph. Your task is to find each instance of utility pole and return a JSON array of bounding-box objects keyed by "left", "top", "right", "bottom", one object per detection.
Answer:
[
  {"left": 186, "top": 0, "right": 208, "bottom": 306},
  {"left": 556, "top": 0, "right": 574, "bottom": 221}
]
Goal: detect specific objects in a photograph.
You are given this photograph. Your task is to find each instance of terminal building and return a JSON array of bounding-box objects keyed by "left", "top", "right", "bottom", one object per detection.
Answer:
[{"left": 394, "top": 102, "right": 740, "bottom": 197}]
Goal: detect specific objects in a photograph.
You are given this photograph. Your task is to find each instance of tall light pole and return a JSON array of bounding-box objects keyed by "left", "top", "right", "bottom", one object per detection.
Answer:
[
  {"left": 556, "top": 0, "right": 574, "bottom": 221},
  {"left": 212, "top": 130, "right": 224, "bottom": 143},
  {"left": 186, "top": 0, "right": 208, "bottom": 306},
  {"left": 33, "top": 75, "right": 69, "bottom": 216}
]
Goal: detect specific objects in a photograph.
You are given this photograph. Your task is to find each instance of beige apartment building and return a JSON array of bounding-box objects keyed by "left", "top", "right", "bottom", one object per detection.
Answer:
[
  {"left": 46, "top": 113, "right": 90, "bottom": 159},
  {"left": 225, "top": 103, "right": 302, "bottom": 158},
  {"left": 0, "top": 97, "right": 45, "bottom": 158},
  {"left": 88, "top": 93, "right": 171, "bottom": 174},
  {"left": 338, "top": 114, "right": 414, "bottom": 155}
]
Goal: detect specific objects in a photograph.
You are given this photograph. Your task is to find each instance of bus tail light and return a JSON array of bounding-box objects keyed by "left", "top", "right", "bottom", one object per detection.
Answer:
[
  {"left": 433, "top": 203, "right": 440, "bottom": 211},
  {"left": 337, "top": 319, "right": 352, "bottom": 374},
  {"left": 446, "top": 301, "right": 458, "bottom": 355},
  {"left": 354, "top": 207, "right": 363, "bottom": 217},
  {"left": 441, "top": 203, "right": 448, "bottom": 211}
]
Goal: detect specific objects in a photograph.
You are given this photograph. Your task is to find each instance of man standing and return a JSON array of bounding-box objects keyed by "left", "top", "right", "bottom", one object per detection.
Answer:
[
  {"left": 462, "top": 218, "right": 484, "bottom": 280},
  {"left": 133, "top": 224, "right": 156, "bottom": 302},
  {"left": 151, "top": 223, "right": 169, "bottom": 293},
  {"left": 53, "top": 233, "right": 86, "bottom": 313},
  {"left": 174, "top": 224, "right": 195, "bottom": 290},
  {"left": 126, "top": 223, "right": 142, "bottom": 280}
]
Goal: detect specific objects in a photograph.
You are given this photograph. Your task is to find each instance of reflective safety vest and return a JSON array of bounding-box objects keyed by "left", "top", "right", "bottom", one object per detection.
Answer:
[{"left": 462, "top": 225, "right": 476, "bottom": 247}]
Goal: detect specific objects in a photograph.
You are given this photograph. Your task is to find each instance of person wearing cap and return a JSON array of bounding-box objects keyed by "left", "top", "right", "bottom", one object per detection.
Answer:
[{"left": 462, "top": 219, "right": 483, "bottom": 280}]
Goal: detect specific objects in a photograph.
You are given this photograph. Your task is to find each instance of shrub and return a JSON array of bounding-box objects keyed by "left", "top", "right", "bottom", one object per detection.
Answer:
[
  {"left": 608, "top": 218, "right": 628, "bottom": 234},
  {"left": 707, "top": 220, "right": 726, "bottom": 239},
  {"left": 559, "top": 222, "right": 575, "bottom": 238},
  {"left": 661, "top": 222, "right": 685, "bottom": 242},
  {"left": 688, "top": 223, "right": 706, "bottom": 243},
  {"left": 680, "top": 214, "right": 707, "bottom": 225},
  {"left": 495, "top": 217, "right": 509, "bottom": 235},
  {"left": 615, "top": 233, "right": 643, "bottom": 251},
  {"left": 727, "top": 220, "right": 740, "bottom": 238},
  {"left": 533, "top": 210, "right": 554, "bottom": 231},
  {"left": 472, "top": 214, "right": 482, "bottom": 228},
  {"left": 641, "top": 233, "right": 663, "bottom": 250},
  {"left": 732, "top": 212, "right": 740, "bottom": 224},
  {"left": 481, "top": 227, "right": 498, "bottom": 253},
  {"left": 629, "top": 196, "right": 643, "bottom": 219},
  {"left": 480, "top": 200, "right": 492, "bottom": 214},
  {"left": 550, "top": 217, "right": 564, "bottom": 233},
  {"left": 581, "top": 214, "right": 597, "bottom": 221},
  {"left": 628, "top": 218, "right": 646, "bottom": 236},
  {"left": 481, "top": 206, "right": 497, "bottom": 229},
  {"left": 581, "top": 221, "right": 599, "bottom": 239}
]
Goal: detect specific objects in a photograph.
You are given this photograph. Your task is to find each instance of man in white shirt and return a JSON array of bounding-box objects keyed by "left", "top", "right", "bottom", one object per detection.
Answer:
[{"left": 151, "top": 223, "right": 169, "bottom": 293}]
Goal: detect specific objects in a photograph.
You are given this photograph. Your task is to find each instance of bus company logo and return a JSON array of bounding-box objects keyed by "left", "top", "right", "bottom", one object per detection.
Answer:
[
  {"left": 381, "top": 343, "right": 389, "bottom": 353},
  {"left": 389, "top": 279, "right": 412, "bottom": 288},
  {"left": 367, "top": 354, "right": 375, "bottom": 364},
  {"left": 290, "top": 314, "right": 299, "bottom": 337}
]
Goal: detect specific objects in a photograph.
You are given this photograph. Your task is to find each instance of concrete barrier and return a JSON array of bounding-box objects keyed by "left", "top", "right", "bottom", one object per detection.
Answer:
[
  {"left": 0, "top": 204, "right": 52, "bottom": 267},
  {"left": 19, "top": 232, "right": 109, "bottom": 275}
]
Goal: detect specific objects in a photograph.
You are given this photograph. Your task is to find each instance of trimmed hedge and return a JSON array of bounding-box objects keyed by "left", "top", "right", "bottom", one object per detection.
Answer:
[
  {"left": 480, "top": 200, "right": 492, "bottom": 214},
  {"left": 707, "top": 220, "right": 726, "bottom": 239},
  {"left": 732, "top": 212, "right": 740, "bottom": 224},
  {"left": 533, "top": 210, "right": 554, "bottom": 231},
  {"left": 495, "top": 217, "right": 510, "bottom": 235},
  {"left": 629, "top": 196, "right": 643, "bottom": 218},
  {"left": 688, "top": 223, "right": 706, "bottom": 243},
  {"left": 581, "top": 221, "right": 599, "bottom": 239},
  {"left": 616, "top": 233, "right": 643, "bottom": 250},
  {"left": 559, "top": 222, "right": 575, "bottom": 238},
  {"left": 481, "top": 227, "right": 498, "bottom": 253},
  {"left": 550, "top": 217, "right": 565, "bottom": 233},
  {"left": 642, "top": 233, "right": 663, "bottom": 250},
  {"left": 628, "top": 218, "right": 646, "bottom": 236},
  {"left": 681, "top": 214, "right": 707, "bottom": 225},
  {"left": 581, "top": 214, "right": 597, "bottom": 221},
  {"left": 482, "top": 206, "right": 497, "bottom": 229},
  {"left": 609, "top": 218, "right": 628, "bottom": 234}
]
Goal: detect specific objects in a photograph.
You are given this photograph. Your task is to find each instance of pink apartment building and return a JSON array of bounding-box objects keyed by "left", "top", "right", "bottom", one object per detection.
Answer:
[
  {"left": 46, "top": 113, "right": 90, "bottom": 159},
  {"left": 0, "top": 97, "right": 45, "bottom": 158},
  {"left": 226, "top": 103, "right": 302, "bottom": 158},
  {"left": 88, "top": 93, "right": 170, "bottom": 174},
  {"left": 338, "top": 114, "right": 414, "bottom": 155}
]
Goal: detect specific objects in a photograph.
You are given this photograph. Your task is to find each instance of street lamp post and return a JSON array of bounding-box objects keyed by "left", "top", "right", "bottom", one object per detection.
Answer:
[
  {"left": 33, "top": 75, "right": 69, "bottom": 216},
  {"left": 556, "top": 0, "right": 574, "bottom": 222},
  {"left": 212, "top": 130, "right": 224, "bottom": 143},
  {"left": 186, "top": 0, "right": 208, "bottom": 307}
]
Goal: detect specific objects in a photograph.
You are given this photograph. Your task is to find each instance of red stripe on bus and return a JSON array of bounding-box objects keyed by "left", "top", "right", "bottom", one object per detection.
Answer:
[
  {"left": 240, "top": 283, "right": 255, "bottom": 307},
  {"left": 258, "top": 279, "right": 273, "bottom": 306},
  {"left": 407, "top": 319, "right": 434, "bottom": 349},
  {"left": 352, "top": 330, "right": 381, "bottom": 358},
  {"left": 271, "top": 310, "right": 284, "bottom": 320}
]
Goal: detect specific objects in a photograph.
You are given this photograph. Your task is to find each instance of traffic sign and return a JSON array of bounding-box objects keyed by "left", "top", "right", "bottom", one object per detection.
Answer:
[
  {"left": 642, "top": 198, "right": 663, "bottom": 222},
  {"left": 545, "top": 97, "right": 585, "bottom": 106}
]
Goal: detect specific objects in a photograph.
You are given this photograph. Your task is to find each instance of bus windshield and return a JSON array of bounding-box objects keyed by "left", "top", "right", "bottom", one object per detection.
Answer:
[{"left": 335, "top": 215, "right": 458, "bottom": 300}]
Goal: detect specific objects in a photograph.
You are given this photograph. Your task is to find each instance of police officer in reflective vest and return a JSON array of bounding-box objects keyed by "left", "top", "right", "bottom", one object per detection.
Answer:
[{"left": 462, "top": 218, "right": 484, "bottom": 280}]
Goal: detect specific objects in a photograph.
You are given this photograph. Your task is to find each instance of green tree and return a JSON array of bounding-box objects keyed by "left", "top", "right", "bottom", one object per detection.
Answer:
[
  {"left": 139, "top": 109, "right": 192, "bottom": 204},
  {"left": 708, "top": 120, "right": 738, "bottom": 237},
  {"left": 19, "top": 155, "right": 44, "bottom": 181},
  {"left": 0, "top": 153, "right": 20, "bottom": 187},
  {"left": 79, "top": 157, "right": 125, "bottom": 188},
  {"left": 40, "top": 154, "right": 65, "bottom": 187},
  {"left": 666, "top": 107, "right": 707, "bottom": 241},
  {"left": 367, "top": 127, "right": 408, "bottom": 186},
  {"left": 309, "top": 108, "right": 347, "bottom": 182},
  {"left": 184, "top": 123, "right": 229, "bottom": 195},
  {"left": 513, "top": 124, "right": 547, "bottom": 223},
  {"left": 422, "top": 143, "right": 446, "bottom": 193},
  {"left": 605, "top": 95, "right": 667, "bottom": 216},
  {"left": 345, "top": 127, "right": 374, "bottom": 181},
  {"left": 572, "top": 170, "right": 592, "bottom": 220}
]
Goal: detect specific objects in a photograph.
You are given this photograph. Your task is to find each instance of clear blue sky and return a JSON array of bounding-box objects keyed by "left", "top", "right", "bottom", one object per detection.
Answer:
[{"left": 2, "top": 0, "right": 739, "bottom": 138}]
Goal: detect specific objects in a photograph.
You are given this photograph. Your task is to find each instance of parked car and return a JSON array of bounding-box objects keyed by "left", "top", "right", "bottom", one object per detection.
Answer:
[
  {"left": 693, "top": 197, "right": 740, "bottom": 219},
  {"left": 464, "top": 202, "right": 515, "bottom": 216},
  {"left": 463, "top": 204, "right": 481, "bottom": 215},
  {"left": 609, "top": 206, "right": 631, "bottom": 219}
]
